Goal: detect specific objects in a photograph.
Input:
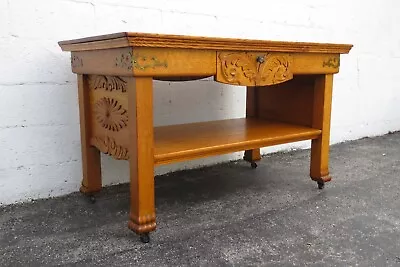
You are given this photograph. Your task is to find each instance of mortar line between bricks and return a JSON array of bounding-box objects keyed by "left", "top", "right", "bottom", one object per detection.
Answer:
[
  {"left": 0, "top": 122, "right": 79, "bottom": 130},
  {"left": 0, "top": 159, "right": 81, "bottom": 173},
  {"left": 0, "top": 81, "right": 73, "bottom": 87}
]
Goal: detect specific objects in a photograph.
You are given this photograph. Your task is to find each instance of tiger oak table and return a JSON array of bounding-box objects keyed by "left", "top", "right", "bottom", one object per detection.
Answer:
[{"left": 58, "top": 32, "right": 352, "bottom": 243}]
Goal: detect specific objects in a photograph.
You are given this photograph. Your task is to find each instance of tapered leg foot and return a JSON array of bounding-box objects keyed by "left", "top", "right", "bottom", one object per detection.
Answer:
[{"left": 128, "top": 215, "right": 156, "bottom": 243}]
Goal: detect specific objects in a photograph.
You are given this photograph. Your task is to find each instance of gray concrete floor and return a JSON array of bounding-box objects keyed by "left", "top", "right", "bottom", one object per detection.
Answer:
[{"left": 1, "top": 132, "right": 400, "bottom": 266}]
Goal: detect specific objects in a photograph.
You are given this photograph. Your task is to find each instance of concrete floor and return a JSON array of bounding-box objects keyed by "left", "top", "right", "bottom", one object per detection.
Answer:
[{"left": 1, "top": 132, "right": 400, "bottom": 266}]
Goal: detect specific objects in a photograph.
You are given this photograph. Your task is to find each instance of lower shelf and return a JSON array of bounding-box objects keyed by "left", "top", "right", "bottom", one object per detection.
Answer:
[{"left": 154, "top": 118, "right": 321, "bottom": 165}]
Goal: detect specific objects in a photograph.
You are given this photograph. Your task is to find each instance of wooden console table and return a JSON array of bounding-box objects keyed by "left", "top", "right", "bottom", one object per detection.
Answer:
[{"left": 59, "top": 32, "right": 352, "bottom": 243}]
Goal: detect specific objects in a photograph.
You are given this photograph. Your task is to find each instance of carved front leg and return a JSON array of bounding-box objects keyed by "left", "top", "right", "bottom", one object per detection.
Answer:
[
  {"left": 127, "top": 77, "right": 156, "bottom": 239},
  {"left": 87, "top": 75, "right": 156, "bottom": 240},
  {"left": 310, "top": 74, "right": 334, "bottom": 189},
  {"left": 77, "top": 74, "right": 102, "bottom": 195}
]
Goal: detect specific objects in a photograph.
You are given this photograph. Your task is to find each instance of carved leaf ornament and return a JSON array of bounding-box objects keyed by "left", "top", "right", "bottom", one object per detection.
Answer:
[
  {"left": 91, "top": 136, "right": 129, "bottom": 160},
  {"left": 89, "top": 75, "right": 127, "bottom": 92},
  {"left": 218, "top": 52, "right": 293, "bottom": 86}
]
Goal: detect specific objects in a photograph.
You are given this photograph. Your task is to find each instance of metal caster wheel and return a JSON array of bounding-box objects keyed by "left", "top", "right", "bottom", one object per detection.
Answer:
[
  {"left": 317, "top": 181, "right": 325, "bottom": 190},
  {"left": 87, "top": 195, "right": 96, "bottom": 204},
  {"left": 140, "top": 233, "right": 150, "bottom": 243},
  {"left": 251, "top": 162, "right": 258, "bottom": 169}
]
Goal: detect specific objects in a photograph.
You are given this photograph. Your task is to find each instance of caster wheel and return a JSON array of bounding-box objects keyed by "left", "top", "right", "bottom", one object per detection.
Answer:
[
  {"left": 251, "top": 162, "right": 258, "bottom": 169},
  {"left": 140, "top": 233, "right": 150, "bottom": 243},
  {"left": 317, "top": 181, "right": 325, "bottom": 190},
  {"left": 88, "top": 195, "right": 96, "bottom": 204}
]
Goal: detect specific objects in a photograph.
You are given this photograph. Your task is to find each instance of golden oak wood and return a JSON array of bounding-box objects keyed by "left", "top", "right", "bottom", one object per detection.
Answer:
[
  {"left": 154, "top": 118, "right": 321, "bottom": 165},
  {"left": 127, "top": 77, "right": 156, "bottom": 234},
  {"left": 256, "top": 75, "right": 315, "bottom": 127},
  {"left": 59, "top": 32, "right": 352, "bottom": 241},
  {"left": 59, "top": 32, "right": 352, "bottom": 54},
  {"left": 310, "top": 75, "right": 334, "bottom": 184},
  {"left": 70, "top": 49, "right": 343, "bottom": 78},
  {"left": 244, "top": 86, "right": 261, "bottom": 164},
  {"left": 77, "top": 74, "right": 102, "bottom": 194}
]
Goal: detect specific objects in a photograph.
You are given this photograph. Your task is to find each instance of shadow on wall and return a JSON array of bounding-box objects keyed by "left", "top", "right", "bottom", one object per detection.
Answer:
[{"left": 101, "top": 78, "right": 247, "bottom": 186}]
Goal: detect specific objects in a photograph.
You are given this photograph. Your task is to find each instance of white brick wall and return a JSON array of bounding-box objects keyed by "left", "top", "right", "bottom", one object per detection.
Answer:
[{"left": 1, "top": 0, "right": 399, "bottom": 205}]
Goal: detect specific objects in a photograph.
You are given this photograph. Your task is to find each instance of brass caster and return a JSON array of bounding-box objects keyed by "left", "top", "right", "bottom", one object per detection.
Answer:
[
  {"left": 84, "top": 194, "right": 96, "bottom": 204},
  {"left": 89, "top": 195, "right": 96, "bottom": 203},
  {"left": 139, "top": 233, "right": 150, "bottom": 243},
  {"left": 251, "top": 162, "right": 258, "bottom": 169},
  {"left": 317, "top": 181, "right": 325, "bottom": 190}
]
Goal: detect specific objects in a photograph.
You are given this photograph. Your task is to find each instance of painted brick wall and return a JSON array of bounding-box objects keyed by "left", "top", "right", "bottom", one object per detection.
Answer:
[{"left": 1, "top": 0, "right": 399, "bottom": 204}]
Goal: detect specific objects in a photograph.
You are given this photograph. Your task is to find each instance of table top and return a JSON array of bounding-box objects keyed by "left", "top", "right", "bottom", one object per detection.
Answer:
[{"left": 59, "top": 32, "right": 352, "bottom": 54}]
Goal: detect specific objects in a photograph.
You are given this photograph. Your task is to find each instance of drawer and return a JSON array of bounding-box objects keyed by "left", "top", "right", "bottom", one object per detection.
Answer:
[{"left": 216, "top": 52, "right": 293, "bottom": 86}]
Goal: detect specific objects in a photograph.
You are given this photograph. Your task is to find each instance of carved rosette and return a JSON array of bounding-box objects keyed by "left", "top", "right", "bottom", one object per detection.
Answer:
[
  {"left": 94, "top": 97, "right": 128, "bottom": 132},
  {"left": 89, "top": 75, "right": 127, "bottom": 92},
  {"left": 217, "top": 52, "right": 293, "bottom": 86},
  {"left": 91, "top": 136, "right": 129, "bottom": 160}
]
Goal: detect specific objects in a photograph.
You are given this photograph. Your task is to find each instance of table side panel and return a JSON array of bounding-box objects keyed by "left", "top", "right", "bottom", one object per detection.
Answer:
[
  {"left": 256, "top": 75, "right": 315, "bottom": 127},
  {"left": 87, "top": 75, "right": 130, "bottom": 160}
]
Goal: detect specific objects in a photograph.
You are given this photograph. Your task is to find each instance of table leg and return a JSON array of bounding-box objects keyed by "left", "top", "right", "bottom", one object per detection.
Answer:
[
  {"left": 310, "top": 74, "right": 334, "bottom": 189},
  {"left": 244, "top": 86, "right": 261, "bottom": 167},
  {"left": 77, "top": 74, "right": 102, "bottom": 196},
  {"left": 127, "top": 77, "right": 156, "bottom": 242}
]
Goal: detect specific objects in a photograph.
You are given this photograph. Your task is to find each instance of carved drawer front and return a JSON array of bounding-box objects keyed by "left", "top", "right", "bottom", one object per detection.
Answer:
[{"left": 216, "top": 52, "right": 293, "bottom": 86}]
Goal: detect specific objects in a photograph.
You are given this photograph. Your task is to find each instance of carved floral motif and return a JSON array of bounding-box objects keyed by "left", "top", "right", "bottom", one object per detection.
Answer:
[
  {"left": 115, "top": 52, "right": 168, "bottom": 71},
  {"left": 133, "top": 53, "right": 168, "bottom": 70},
  {"left": 89, "top": 75, "right": 127, "bottom": 92},
  {"left": 71, "top": 55, "right": 83, "bottom": 68},
  {"left": 91, "top": 136, "right": 129, "bottom": 160},
  {"left": 115, "top": 52, "right": 133, "bottom": 70},
  {"left": 323, "top": 57, "right": 340, "bottom": 68},
  {"left": 258, "top": 54, "right": 293, "bottom": 85},
  {"left": 218, "top": 52, "right": 293, "bottom": 86},
  {"left": 94, "top": 97, "right": 128, "bottom": 132}
]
